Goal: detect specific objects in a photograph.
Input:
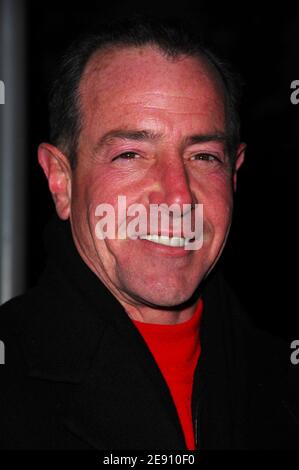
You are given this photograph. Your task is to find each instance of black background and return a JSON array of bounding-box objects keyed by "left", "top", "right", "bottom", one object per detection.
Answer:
[{"left": 25, "top": 1, "right": 299, "bottom": 340}]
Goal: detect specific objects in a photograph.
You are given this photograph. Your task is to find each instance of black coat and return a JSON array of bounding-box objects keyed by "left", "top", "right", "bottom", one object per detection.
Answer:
[{"left": 0, "top": 218, "right": 298, "bottom": 450}]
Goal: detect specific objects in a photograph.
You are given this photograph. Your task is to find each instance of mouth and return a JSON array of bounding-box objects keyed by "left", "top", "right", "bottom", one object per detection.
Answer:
[{"left": 139, "top": 234, "right": 195, "bottom": 247}]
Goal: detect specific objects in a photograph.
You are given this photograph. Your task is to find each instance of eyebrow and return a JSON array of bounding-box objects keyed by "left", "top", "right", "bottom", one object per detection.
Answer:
[
  {"left": 93, "top": 129, "right": 162, "bottom": 153},
  {"left": 183, "top": 133, "right": 228, "bottom": 147},
  {"left": 93, "top": 128, "right": 228, "bottom": 154}
]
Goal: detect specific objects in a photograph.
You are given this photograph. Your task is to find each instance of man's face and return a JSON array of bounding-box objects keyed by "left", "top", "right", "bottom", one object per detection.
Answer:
[{"left": 69, "top": 46, "right": 244, "bottom": 309}]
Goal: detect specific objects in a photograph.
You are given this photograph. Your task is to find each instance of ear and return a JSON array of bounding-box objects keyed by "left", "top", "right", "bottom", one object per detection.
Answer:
[
  {"left": 38, "top": 143, "right": 72, "bottom": 220},
  {"left": 233, "top": 143, "right": 246, "bottom": 192}
]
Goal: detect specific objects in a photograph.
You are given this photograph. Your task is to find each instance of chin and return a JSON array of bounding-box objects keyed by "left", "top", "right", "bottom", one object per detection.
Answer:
[{"left": 123, "top": 277, "right": 202, "bottom": 309}]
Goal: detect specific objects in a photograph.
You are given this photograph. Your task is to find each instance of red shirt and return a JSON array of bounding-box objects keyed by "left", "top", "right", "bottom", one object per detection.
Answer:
[{"left": 132, "top": 299, "right": 203, "bottom": 450}]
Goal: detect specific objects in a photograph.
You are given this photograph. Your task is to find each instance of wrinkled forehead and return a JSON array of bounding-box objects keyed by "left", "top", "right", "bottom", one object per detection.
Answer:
[{"left": 78, "top": 45, "right": 227, "bottom": 134}]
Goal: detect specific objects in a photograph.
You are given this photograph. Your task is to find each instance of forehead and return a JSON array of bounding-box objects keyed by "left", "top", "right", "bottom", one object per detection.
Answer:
[{"left": 78, "top": 45, "right": 226, "bottom": 138}]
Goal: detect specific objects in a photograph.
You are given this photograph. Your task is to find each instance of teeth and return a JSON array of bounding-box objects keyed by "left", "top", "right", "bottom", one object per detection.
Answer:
[{"left": 139, "top": 235, "right": 187, "bottom": 247}]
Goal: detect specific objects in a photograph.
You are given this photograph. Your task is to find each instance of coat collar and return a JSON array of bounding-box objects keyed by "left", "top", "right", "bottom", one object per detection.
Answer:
[
  {"left": 18, "top": 218, "right": 200, "bottom": 383},
  {"left": 18, "top": 218, "right": 121, "bottom": 382}
]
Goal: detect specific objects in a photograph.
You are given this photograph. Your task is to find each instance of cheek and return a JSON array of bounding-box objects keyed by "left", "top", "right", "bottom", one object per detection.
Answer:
[
  {"left": 78, "top": 167, "right": 142, "bottom": 205},
  {"left": 199, "top": 176, "right": 234, "bottom": 233},
  {"left": 80, "top": 169, "right": 150, "bottom": 226},
  {"left": 72, "top": 170, "right": 114, "bottom": 216},
  {"left": 71, "top": 172, "right": 141, "bottom": 245}
]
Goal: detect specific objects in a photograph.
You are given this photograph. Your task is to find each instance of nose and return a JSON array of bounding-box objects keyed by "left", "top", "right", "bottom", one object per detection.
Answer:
[{"left": 148, "top": 153, "right": 195, "bottom": 210}]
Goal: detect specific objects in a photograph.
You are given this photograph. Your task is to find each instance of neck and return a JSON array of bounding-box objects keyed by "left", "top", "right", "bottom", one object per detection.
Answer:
[{"left": 123, "top": 301, "right": 198, "bottom": 325}]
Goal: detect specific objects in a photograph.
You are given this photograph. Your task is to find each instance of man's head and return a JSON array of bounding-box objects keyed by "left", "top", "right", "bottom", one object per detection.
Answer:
[{"left": 38, "top": 17, "right": 245, "bottom": 321}]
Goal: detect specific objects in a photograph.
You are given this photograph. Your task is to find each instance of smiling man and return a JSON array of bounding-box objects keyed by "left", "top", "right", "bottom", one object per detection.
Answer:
[{"left": 0, "top": 17, "right": 299, "bottom": 450}]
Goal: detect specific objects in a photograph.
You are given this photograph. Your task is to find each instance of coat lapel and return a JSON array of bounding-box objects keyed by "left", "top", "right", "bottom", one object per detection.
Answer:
[{"left": 63, "top": 320, "right": 186, "bottom": 450}]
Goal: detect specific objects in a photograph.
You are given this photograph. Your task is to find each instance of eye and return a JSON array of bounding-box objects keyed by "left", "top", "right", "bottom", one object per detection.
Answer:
[
  {"left": 190, "top": 153, "right": 220, "bottom": 163},
  {"left": 112, "top": 151, "right": 139, "bottom": 161}
]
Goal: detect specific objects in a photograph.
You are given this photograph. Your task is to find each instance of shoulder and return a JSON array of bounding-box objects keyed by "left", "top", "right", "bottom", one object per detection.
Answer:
[
  {"left": 202, "top": 270, "right": 299, "bottom": 448},
  {"left": 0, "top": 289, "right": 84, "bottom": 449}
]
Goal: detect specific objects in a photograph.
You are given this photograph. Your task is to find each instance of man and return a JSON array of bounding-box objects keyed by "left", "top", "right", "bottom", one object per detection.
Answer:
[{"left": 0, "top": 17, "right": 298, "bottom": 450}]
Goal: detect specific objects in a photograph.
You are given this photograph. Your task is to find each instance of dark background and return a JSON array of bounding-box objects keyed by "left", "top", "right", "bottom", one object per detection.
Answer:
[{"left": 25, "top": 1, "right": 299, "bottom": 340}]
